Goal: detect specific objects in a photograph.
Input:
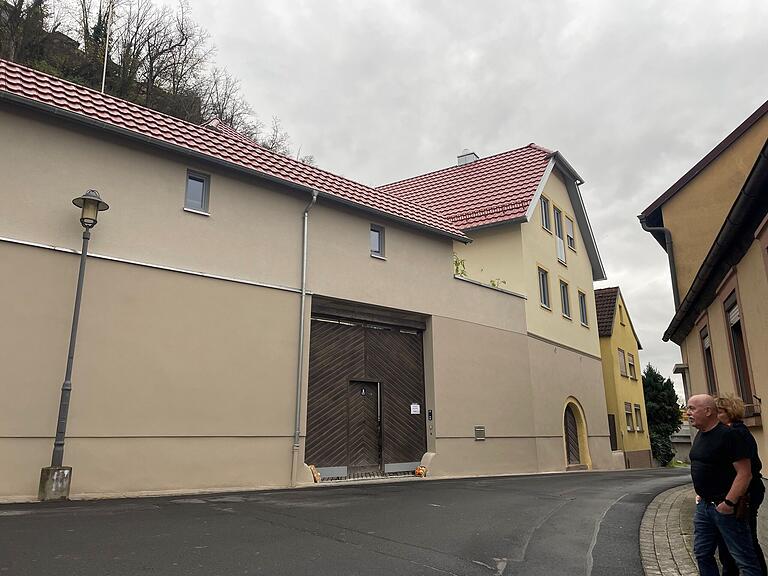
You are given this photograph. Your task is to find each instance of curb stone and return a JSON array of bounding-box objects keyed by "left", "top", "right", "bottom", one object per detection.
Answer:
[{"left": 640, "top": 483, "right": 697, "bottom": 576}]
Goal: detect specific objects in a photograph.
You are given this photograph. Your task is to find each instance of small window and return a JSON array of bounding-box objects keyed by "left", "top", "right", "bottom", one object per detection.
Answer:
[
  {"left": 618, "top": 348, "right": 627, "bottom": 377},
  {"left": 370, "top": 224, "right": 385, "bottom": 257},
  {"left": 700, "top": 325, "right": 718, "bottom": 395},
  {"left": 578, "top": 291, "right": 588, "bottom": 326},
  {"left": 185, "top": 171, "right": 210, "bottom": 213},
  {"left": 560, "top": 280, "right": 571, "bottom": 318},
  {"left": 541, "top": 196, "right": 551, "bottom": 231},
  {"left": 538, "top": 267, "right": 550, "bottom": 309},
  {"left": 566, "top": 217, "right": 576, "bottom": 251},
  {"left": 627, "top": 353, "right": 636, "bottom": 379},
  {"left": 619, "top": 304, "right": 625, "bottom": 325},
  {"left": 625, "top": 402, "right": 634, "bottom": 432},
  {"left": 553, "top": 206, "right": 566, "bottom": 263},
  {"left": 634, "top": 405, "right": 643, "bottom": 432}
]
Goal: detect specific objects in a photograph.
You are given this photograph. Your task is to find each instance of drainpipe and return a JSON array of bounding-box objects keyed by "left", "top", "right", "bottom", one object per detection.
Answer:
[
  {"left": 639, "top": 215, "right": 681, "bottom": 309},
  {"left": 291, "top": 189, "right": 319, "bottom": 486}
]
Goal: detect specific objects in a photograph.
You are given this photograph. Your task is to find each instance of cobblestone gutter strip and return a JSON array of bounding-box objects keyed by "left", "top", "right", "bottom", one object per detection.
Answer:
[{"left": 640, "top": 483, "right": 698, "bottom": 576}]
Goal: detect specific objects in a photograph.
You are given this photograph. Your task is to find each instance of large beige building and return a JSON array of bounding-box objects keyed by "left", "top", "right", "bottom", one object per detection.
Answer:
[
  {"left": 0, "top": 59, "right": 618, "bottom": 501},
  {"left": 640, "top": 99, "right": 768, "bottom": 450}
]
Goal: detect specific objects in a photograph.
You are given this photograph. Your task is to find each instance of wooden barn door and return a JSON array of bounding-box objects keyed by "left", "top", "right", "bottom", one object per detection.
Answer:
[
  {"left": 347, "top": 381, "right": 381, "bottom": 473},
  {"left": 306, "top": 317, "right": 427, "bottom": 476}
]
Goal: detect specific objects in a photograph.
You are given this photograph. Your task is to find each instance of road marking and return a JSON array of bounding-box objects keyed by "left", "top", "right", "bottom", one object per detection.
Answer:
[{"left": 586, "top": 492, "right": 629, "bottom": 576}]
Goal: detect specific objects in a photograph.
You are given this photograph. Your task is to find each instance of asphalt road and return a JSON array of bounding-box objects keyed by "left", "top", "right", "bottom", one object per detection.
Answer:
[{"left": 0, "top": 468, "right": 690, "bottom": 576}]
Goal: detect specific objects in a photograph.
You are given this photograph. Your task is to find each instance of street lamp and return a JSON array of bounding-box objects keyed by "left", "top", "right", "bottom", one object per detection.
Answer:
[{"left": 39, "top": 190, "right": 109, "bottom": 502}]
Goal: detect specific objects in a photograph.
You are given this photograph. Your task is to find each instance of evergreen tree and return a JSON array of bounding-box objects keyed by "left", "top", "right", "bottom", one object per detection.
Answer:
[{"left": 642, "top": 363, "right": 683, "bottom": 465}]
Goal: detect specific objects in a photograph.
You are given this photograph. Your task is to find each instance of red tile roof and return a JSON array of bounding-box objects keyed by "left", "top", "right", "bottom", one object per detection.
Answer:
[
  {"left": 378, "top": 144, "right": 553, "bottom": 229},
  {"left": 594, "top": 286, "right": 642, "bottom": 349},
  {"left": 0, "top": 59, "right": 467, "bottom": 241},
  {"left": 594, "top": 287, "right": 620, "bottom": 338}
]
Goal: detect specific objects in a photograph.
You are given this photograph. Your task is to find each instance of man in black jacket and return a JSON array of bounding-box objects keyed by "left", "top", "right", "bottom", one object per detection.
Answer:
[{"left": 688, "top": 394, "right": 762, "bottom": 575}]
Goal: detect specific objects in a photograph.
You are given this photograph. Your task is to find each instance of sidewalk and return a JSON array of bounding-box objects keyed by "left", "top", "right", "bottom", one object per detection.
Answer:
[{"left": 642, "top": 482, "right": 768, "bottom": 576}]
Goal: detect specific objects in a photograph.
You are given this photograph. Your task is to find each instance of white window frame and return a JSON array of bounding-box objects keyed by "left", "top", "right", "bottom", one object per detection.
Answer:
[
  {"left": 566, "top": 216, "right": 576, "bottom": 251},
  {"left": 634, "top": 404, "right": 643, "bottom": 431},
  {"left": 538, "top": 267, "right": 550, "bottom": 309},
  {"left": 625, "top": 402, "right": 634, "bottom": 432},
  {"left": 578, "top": 291, "right": 588, "bottom": 326},
  {"left": 627, "top": 353, "right": 636, "bottom": 379},
  {"left": 370, "top": 224, "right": 385, "bottom": 258},
  {"left": 185, "top": 171, "right": 210, "bottom": 214},
  {"left": 560, "top": 280, "right": 571, "bottom": 319},
  {"left": 553, "top": 206, "right": 566, "bottom": 264},
  {"left": 541, "top": 196, "right": 551, "bottom": 232}
]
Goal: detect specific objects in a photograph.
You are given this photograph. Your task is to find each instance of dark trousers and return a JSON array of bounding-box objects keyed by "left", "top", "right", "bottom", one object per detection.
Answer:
[
  {"left": 720, "top": 490, "right": 767, "bottom": 576},
  {"left": 694, "top": 501, "right": 762, "bottom": 576}
]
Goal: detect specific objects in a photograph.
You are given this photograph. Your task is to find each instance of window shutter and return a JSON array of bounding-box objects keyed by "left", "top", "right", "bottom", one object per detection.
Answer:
[
  {"left": 703, "top": 333, "right": 711, "bottom": 349},
  {"left": 728, "top": 304, "right": 740, "bottom": 327}
]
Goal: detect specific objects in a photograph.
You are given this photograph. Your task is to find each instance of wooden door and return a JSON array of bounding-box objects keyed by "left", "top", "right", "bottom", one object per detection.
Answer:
[
  {"left": 347, "top": 381, "right": 381, "bottom": 472},
  {"left": 565, "top": 406, "right": 580, "bottom": 465}
]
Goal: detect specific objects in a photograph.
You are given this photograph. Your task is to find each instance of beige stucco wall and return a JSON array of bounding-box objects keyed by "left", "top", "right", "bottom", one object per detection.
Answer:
[
  {"left": 527, "top": 336, "right": 618, "bottom": 471},
  {"left": 424, "top": 314, "right": 538, "bottom": 476},
  {"left": 597, "top": 292, "right": 650, "bottom": 456},
  {"left": 0, "top": 102, "right": 544, "bottom": 499},
  {"left": 522, "top": 171, "right": 601, "bottom": 358},
  {"left": 0, "top": 241, "right": 302, "bottom": 498},
  {"left": 661, "top": 114, "right": 768, "bottom": 299},
  {"left": 682, "top": 239, "right": 768, "bottom": 455}
]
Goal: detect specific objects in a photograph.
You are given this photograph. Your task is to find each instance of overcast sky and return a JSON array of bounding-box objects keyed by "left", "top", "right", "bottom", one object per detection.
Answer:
[{"left": 183, "top": 0, "right": 768, "bottom": 400}]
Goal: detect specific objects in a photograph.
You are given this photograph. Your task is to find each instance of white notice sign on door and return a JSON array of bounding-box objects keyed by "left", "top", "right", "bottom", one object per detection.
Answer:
[{"left": 411, "top": 403, "right": 421, "bottom": 415}]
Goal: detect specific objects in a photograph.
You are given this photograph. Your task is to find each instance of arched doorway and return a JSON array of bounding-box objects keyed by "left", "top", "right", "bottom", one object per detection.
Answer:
[
  {"left": 564, "top": 405, "right": 580, "bottom": 465},
  {"left": 563, "top": 398, "right": 592, "bottom": 470}
]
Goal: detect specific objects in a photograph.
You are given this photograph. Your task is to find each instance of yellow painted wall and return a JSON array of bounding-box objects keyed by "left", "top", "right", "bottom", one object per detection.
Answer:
[
  {"left": 452, "top": 224, "right": 525, "bottom": 295},
  {"left": 453, "top": 169, "right": 601, "bottom": 357},
  {"left": 598, "top": 292, "right": 650, "bottom": 455},
  {"left": 521, "top": 170, "right": 601, "bottom": 357},
  {"left": 661, "top": 114, "right": 768, "bottom": 299}
]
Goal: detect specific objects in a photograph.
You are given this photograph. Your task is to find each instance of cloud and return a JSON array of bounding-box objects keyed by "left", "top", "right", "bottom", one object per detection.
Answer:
[{"left": 187, "top": 0, "right": 768, "bottom": 389}]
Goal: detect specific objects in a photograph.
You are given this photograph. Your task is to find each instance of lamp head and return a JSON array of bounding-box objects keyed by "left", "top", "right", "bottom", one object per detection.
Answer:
[{"left": 72, "top": 190, "right": 109, "bottom": 228}]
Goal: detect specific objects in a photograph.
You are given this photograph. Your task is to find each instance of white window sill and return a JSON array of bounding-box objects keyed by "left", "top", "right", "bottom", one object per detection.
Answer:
[
  {"left": 540, "top": 303, "right": 552, "bottom": 311},
  {"left": 370, "top": 253, "right": 387, "bottom": 261},
  {"left": 183, "top": 207, "right": 210, "bottom": 217},
  {"left": 581, "top": 322, "right": 589, "bottom": 328},
  {"left": 558, "top": 259, "right": 567, "bottom": 267},
  {"left": 562, "top": 314, "right": 572, "bottom": 321}
]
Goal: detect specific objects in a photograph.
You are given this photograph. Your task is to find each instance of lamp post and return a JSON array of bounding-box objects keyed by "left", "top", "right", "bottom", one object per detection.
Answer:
[{"left": 39, "top": 190, "right": 109, "bottom": 502}]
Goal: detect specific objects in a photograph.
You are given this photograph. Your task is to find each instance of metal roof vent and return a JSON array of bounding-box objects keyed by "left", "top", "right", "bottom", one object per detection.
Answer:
[{"left": 457, "top": 149, "right": 479, "bottom": 166}]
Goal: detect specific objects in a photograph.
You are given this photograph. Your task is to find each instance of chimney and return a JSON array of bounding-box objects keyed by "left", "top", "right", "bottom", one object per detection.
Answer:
[{"left": 457, "top": 149, "right": 479, "bottom": 166}]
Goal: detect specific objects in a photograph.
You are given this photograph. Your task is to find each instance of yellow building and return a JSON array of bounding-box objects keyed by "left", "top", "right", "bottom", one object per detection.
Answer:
[
  {"left": 640, "top": 99, "right": 768, "bottom": 452},
  {"left": 382, "top": 146, "right": 621, "bottom": 472},
  {"left": 594, "top": 287, "right": 651, "bottom": 468}
]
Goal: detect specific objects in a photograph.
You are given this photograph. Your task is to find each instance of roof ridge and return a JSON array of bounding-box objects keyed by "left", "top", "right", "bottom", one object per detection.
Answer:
[
  {"left": 378, "top": 143, "right": 551, "bottom": 190},
  {"left": 0, "top": 58, "right": 228, "bottom": 136},
  {"left": 0, "top": 58, "right": 467, "bottom": 240}
]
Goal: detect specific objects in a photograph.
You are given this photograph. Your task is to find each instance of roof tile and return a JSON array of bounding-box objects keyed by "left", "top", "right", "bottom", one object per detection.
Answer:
[
  {"left": 0, "top": 59, "right": 466, "bottom": 241},
  {"left": 594, "top": 287, "right": 619, "bottom": 338},
  {"left": 379, "top": 144, "right": 552, "bottom": 229}
]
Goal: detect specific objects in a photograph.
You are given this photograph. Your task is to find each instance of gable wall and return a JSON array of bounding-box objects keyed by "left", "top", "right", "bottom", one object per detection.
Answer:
[
  {"left": 661, "top": 115, "right": 768, "bottom": 299},
  {"left": 522, "top": 170, "right": 600, "bottom": 357}
]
